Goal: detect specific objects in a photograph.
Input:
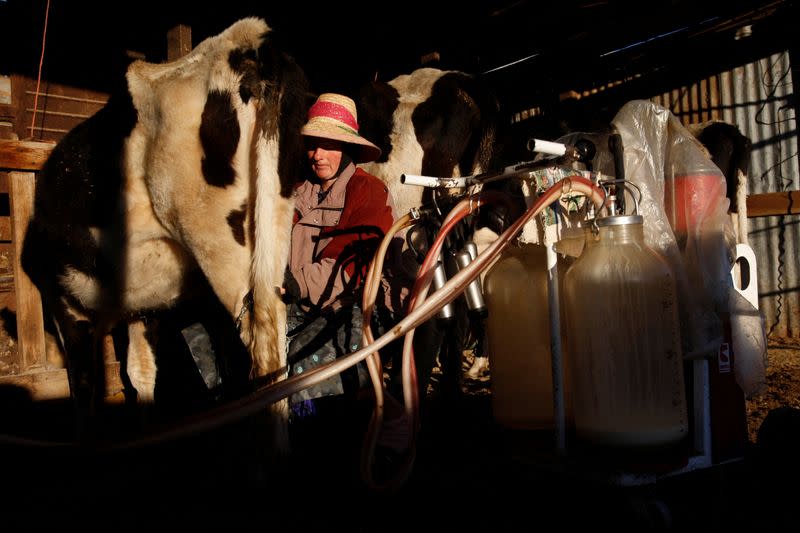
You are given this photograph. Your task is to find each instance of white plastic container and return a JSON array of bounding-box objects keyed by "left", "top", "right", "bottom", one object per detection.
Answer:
[
  {"left": 484, "top": 242, "right": 570, "bottom": 429},
  {"left": 563, "top": 214, "right": 689, "bottom": 449}
]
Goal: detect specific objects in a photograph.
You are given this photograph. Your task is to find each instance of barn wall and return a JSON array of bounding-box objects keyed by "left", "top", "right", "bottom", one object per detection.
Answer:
[
  {"left": 3, "top": 75, "right": 109, "bottom": 143},
  {"left": 652, "top": 51, "right": 799, "bottom": 340},
  {"left": 0, "top": 23, "right": 189, "bottom": 397},
  {"left": 0, "top": 76, "right": 107, "bottom": 377}
]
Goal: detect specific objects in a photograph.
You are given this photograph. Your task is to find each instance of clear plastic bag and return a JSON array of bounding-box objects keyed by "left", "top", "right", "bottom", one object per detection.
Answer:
[{"left": 608, "top": 100, "right": 767, "bottom": 397}]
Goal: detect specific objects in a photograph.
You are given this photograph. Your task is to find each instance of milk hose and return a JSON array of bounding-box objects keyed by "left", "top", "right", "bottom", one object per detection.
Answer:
[
  {"left": 359, "top": 179, "right": 602, "bottom": 489},
  {"left": 0, "top": 177, "right": 606, "bottom": 456},
  {"left": 359, "top": 191, "right": 512, "bottom": 490},
  {"left": 359, "top": 211, "right": 419, "bottom": 489}
]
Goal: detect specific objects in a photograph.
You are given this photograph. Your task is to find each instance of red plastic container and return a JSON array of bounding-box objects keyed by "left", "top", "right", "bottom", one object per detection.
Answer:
[{"left": 664, "top": 172, "right": 726, "bottom": 241}]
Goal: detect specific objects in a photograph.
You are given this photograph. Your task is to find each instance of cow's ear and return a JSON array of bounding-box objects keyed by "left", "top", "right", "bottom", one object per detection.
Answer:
[{"left": 229, "top": 48, "right": 262, "bottom": 104}]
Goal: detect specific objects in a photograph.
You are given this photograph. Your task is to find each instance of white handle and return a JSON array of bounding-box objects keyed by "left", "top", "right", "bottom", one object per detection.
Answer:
[
  {"left": 400, "top": 174, "right": 473, "bottom": 188},
  {"left": 731, "top": 243, "right": 759, "bottom": 309},
  {"left": 526, "top": 138, "right": 567, "bottom": 156}
]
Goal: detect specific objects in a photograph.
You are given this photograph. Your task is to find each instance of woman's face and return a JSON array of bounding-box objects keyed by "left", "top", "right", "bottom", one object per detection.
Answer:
[{"left": 306, "top": 137, "right": 344, "bottom": 184}]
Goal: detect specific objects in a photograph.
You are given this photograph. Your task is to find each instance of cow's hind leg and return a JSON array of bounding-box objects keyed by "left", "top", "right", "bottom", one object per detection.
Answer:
[
  {"left": 245, "top": 289, "right": 290, "bottom": 461},
  {"left": 124, "top": 319, "right": 157, "bottom": 404},
  {"left": 51, "top": 303, "right": 108, "bottom": 441}
]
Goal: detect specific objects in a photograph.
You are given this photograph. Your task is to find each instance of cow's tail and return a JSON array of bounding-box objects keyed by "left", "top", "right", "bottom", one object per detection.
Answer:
[
  {"left": 248, "top": 166, "right": 293, "bottom": 381},
  {"left": 250, "top": 183, "right": 293, "bottom": 456},
  {"left": 248, "top": 51, "right": 308, "bottom": 378},
  {"left": 247, "top": 124, "right": 293, "bottom": 454},
  {"left": 247, "top": 51, "right": 309, "bottom": 453}
]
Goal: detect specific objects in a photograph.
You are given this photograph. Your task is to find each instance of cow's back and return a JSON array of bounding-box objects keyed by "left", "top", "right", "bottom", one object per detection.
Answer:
[{"left": 357, "top": 67, "right": 499, "bottom": 217}]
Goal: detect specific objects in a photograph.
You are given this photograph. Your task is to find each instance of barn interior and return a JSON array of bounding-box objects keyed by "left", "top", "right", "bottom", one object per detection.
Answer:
[
  {"left": 2, "top": 0, "right": 796, "bottom": 142},
  {"left": 0, "top": 1, "right": 798, "bottom": 530}
]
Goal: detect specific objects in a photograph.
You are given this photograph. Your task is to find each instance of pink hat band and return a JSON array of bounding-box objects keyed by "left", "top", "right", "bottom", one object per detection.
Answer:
[{"left": 307, "top": 100, "right": 359, "bottom": 134}]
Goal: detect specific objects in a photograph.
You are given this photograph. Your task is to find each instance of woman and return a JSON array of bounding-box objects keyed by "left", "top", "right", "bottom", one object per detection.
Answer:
[{"left": 283, "top": 93, "right": 397, "bottom": 419}]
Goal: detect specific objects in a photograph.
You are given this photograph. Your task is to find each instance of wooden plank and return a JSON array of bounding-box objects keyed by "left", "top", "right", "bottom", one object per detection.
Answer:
[
  {"left": 167, "top": 24, "right": 193, "bottom": 61},
  {"left": 0, "top": 215, "right": 11, "bottom": 241},
  {"left": 10, "top": 74, "right": 27, "bottom": 141},
  {"left": 0, "top": 240, "right": 13, "bottom": 292},
  {"left": 8, "top": 171, "right": 45, "bottom": 371},
  {"left": 746, "top": 190, "right": 800, "bottom": 217},
  {"left": 0, "top": 362, "right": 124, "bottom": 401},
  {"left": 0, "top": 368, "right": 70, "bottom": 400},
  {"left": 0, "top": 139, "right": 54, "bottom": 171}
]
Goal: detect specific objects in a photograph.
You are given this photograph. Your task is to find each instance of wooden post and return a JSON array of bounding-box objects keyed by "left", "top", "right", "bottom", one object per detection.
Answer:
[
  {"left": 167, "top": 25, "right": 192, "bottom": 62},
  {"left": 8, "top": 171, "right": 46, "bottom": 371}
]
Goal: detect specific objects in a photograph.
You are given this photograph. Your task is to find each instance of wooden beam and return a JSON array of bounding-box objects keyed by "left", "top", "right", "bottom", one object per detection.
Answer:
[
  {"left": 0, "top": 361, "right": 123, "bottom": 401},
  {"left": 167, "top": 24, "right": 193, "bottom": 61},
  {"left": 0, "top": 216, "right": 11, "bottom": 241},
  {"left": 0, "top": 241, "right": 13, "bottom": 292},
  {"left": 0, "top": 368, "right": 70, "bottom": 400},
  {"left": 0, "top": 139, "right": 54, "bottom": 171},
  {"left": 746, "top": 190, "right": 800, "bottom": 217},
  {"left": 8, "top": 171, "right": 46, "bottom": 371}
]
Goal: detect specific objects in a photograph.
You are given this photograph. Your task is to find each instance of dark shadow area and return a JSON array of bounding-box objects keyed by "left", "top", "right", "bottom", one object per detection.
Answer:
[
  {"left": 0, "top": 306, "right": 16, "bottom": 340},
  {"left": 1, "top": 372, "right": 798, "bottom": 531}
]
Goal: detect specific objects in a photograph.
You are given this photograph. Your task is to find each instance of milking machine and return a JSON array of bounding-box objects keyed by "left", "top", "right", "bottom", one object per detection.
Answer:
[{"left": 395, "top": 103, "right": 767, "bottom": 517}]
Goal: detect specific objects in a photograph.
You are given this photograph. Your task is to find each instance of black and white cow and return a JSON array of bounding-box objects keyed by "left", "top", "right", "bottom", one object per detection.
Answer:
[
  {"left": 21, "top": 17, "right": 309, "bottom": 447},
  {"left": 355, "top": 68, "right": 508, "bottom": 396},
  {"left": 356, "top": 67, "right": 501, "bottom": 218},
  {"left": 687, "top": 120, "right": 752, "bottom": 213}
]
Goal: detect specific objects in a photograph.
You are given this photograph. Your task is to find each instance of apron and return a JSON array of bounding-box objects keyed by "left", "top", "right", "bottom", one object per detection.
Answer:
[{"left": 286, "top": 302, "right": 369, "bottom": 418}]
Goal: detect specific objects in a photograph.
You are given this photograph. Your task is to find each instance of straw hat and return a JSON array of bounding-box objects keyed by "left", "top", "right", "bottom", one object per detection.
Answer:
[{"left": 301, "top": 93, "right": 381, "bottom": 163}]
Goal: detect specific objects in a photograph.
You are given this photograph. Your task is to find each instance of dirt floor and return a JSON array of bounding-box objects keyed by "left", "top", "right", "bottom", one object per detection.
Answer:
[
  {"left": 743, "top": 337, "right": 800, "bottom": 441},
  {"left": 1, "top": 304, "right": 799, "bottom": 531}
]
